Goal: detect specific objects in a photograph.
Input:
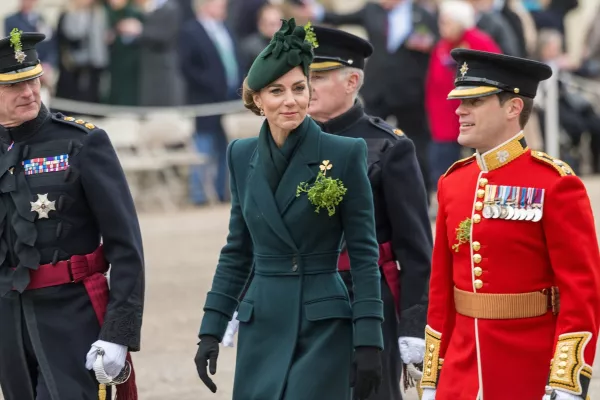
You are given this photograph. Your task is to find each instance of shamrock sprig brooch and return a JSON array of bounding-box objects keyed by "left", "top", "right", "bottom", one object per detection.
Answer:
[
  {"left": 296, "top": 160, "right": 347, "bottom": 217},
  {"left": 452, "top": 217, "right": 472, "bottom": 252}
]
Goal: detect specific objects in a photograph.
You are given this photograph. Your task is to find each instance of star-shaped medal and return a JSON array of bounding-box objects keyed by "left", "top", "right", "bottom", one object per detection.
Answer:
[
  {"left": 30, "top": 194, "right": 56, "bottom": 219},
  {"left": 460, "top": 62, "right": 469, "bottom": 77}
]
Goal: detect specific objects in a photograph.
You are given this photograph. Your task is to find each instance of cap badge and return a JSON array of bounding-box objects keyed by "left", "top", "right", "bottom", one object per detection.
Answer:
[
  {"left": 9, "top": 28, "right": 26, "bottom": 64},
  {"left": 460, "top": 62, "right": 469, "bottom": 77}
]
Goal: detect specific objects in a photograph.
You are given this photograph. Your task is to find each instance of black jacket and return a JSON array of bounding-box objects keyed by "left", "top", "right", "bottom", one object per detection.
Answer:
[
  {"left": 318, "top": 101, "right": 432, "bottom": 337},
  {"left": 0, "top": 105, "right": 144, "bottom": 350}
]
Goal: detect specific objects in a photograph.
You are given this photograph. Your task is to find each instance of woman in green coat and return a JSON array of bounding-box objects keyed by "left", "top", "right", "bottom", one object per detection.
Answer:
[{"left": 194, "top": 18, "right": 384, "bottom": 400}]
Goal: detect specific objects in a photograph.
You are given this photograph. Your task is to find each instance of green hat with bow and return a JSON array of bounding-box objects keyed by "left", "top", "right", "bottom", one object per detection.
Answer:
[{"left": 247, "top": 18, "right": 318, "bottom": 91}]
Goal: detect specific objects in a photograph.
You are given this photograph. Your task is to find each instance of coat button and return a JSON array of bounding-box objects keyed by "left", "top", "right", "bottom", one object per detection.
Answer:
[
  {"left": 474, "top": 267, "right": 483, "bottom": 277},
  {"left": 474, "top": 201, "right": 483, "bottom": 211},
  {"left": 479, "top": 178, "right": 488, "bottom": 187},
  {"left": 292, "top": 256, "right": 298, "bottom": 272},
  {"left": 477, "top": 189, "right": 485, "bottom": 198},
  {"left": 473, "top": 214, "right": 481, "bottom": 223},
  {"left": 472, "top": 241, "right": 481, "bottom": 251},
  {"left": 473, "top": 254, "right": 482, "bottom": 264},
  {"left": 474, "top": 279, "right": 483, "bottom": 289}
]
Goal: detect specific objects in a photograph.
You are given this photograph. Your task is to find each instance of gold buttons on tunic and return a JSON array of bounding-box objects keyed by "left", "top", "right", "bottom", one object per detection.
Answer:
[
  {"left": 473, "top": 267, "right": 483, "bottom": 277},
  {"left": 557, "top": 369, "right": 565, "bottom": 377},
  {"left": 474, "top": 201, "right": 483, "bottom": 211},
  {"left": 561, "top": 346, "right": 569, "bottom": 353},
  {"left": 473, "top": 254, "right": 482, "bottom": 263},
  {"left": 474, "top": 279, "right": 483, "bottom": 289},
  {"left": 559, "top": 353, "right": 569, "bottom": 360},
  {"left": 472, "top": 241, "right": 481, "bottom": 251},
  {"left": 473, "top": 214, "right": 481, "bottom": 223},
  {"left": 477, "top": 189, "right": 485, "bottom": 198},
  {"left": 479, "top": 178, "right": 488, "bottom": 187},
  {"left": 429, "top": 344, "right": 435, "bottom": 351}
]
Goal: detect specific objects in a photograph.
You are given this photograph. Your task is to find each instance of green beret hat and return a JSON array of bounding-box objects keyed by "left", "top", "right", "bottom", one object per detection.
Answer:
[{"left": 246, "top": 18, "right": 317, "bottom": 91}]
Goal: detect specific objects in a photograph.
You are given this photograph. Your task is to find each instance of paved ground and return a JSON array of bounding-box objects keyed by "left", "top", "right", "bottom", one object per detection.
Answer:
[{"left": 3, "top": 176, "right": 600, "bottom": 400}]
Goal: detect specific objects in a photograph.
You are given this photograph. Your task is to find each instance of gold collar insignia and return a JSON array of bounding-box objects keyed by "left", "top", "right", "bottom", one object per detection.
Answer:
[{"left": 476, "top": 131, "right": 528, "bottom": 172}]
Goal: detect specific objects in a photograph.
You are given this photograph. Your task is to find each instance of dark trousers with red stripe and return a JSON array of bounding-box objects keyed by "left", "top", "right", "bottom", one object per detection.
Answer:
[
  {"left": 339, "top": 270, "right": 403, "bottom": 400},
  {"left": 0, "top": 282, "right": 109, "bottom": 400}
]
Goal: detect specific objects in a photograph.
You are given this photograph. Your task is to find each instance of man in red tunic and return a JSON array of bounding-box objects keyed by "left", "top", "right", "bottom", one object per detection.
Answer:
[{"left": 421, "top": 49, "right": 600, "bottom": 400}]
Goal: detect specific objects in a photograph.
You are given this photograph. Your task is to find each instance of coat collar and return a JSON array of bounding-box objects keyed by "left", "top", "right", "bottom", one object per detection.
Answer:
[
  {"left": 317, "top": 100, "right": 364, "bottom": 134},
  {"left": 249, "top": 117, "right": 322, "bottom": 250},
  {"left": 476, "top": 131, "right": 528, "bottom": 172}
]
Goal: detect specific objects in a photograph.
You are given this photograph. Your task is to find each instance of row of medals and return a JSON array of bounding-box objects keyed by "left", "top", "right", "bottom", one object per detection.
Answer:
[{"left": 481, "top": 185, "right": 544, "bottom": 222}]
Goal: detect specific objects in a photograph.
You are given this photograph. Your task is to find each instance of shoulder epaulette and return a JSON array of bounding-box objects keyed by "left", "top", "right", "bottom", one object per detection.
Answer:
[
  {"left": 531, "top": 151, "right": 575, "bottom": 176},
  {"left": 444, "top": 154, "right": 476, "bottom": 177},
  {"left": 368, "top": 116, "right": 402, "bottom": 139},
  {"left": 52, "top": 113, "right": 99, "bottom": 133}
]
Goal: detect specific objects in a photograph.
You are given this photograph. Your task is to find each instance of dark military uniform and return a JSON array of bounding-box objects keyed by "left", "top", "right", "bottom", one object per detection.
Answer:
[
  {"left": 312, "top": 27, "right": 433, "bottom": 400},
  {"left": 0, "top": 31, "right": 144, "bottom": 400}
]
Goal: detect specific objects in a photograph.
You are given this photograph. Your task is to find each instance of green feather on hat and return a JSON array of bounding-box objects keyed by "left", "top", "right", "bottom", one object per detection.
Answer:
[{"left": 247, "top": 18, "right": 318, "bottom": 92}]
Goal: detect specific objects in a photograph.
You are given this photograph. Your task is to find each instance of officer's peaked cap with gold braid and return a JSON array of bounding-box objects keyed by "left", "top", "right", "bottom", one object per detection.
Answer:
[
  {"left": 448, "top": 49, "right": 553, "bottom": 100},
  {"left": 310, "top": 25, "right": 373, "bottom": 72},
  {"left": 0, "top": 29, "right": 45, "bottom": 85}
]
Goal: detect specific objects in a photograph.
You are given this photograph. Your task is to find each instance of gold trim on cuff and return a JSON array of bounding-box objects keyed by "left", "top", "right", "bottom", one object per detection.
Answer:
[
  {"left": 548, "top": 331, "right": 593, "bottom": 395},
  {"left": 420, "top": 325, "right": 442, "bottom": 388}
]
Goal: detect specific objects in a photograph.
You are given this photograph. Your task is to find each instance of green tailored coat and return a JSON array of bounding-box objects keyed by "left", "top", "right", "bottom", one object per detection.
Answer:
[{"left": 199, "top": 117, "right": 384, "bottom": 400}]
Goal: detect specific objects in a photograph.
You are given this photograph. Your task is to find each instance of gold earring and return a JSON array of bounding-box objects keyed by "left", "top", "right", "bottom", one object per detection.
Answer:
[{"left": 260, "top": 109, "right": 264, "bottom": 116}]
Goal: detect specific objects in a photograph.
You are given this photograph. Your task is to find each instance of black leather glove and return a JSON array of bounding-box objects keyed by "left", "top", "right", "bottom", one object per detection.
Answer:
[
  {"left": 350, "top": 346, "right": 382, "bottom": 400},
  {"left": 194, "top": 335, "right": 220, "bottom": 393}
]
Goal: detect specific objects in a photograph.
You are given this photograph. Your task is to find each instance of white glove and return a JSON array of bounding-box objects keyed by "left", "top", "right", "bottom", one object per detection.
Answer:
[
  {"left": 222, "top": 311, "right": 240, "bottom": 348},
  {"left": 421, "top": 388, "right": 436, "bottom": 400},
  {"left": 542, "top": 388, "right": 582, "bottom": 400},
  {"left": 85, "top": 340, "right": 128, "bottom": 382},
  {"left": 398, "top": 336, "right": 426, "bottom": 364}
]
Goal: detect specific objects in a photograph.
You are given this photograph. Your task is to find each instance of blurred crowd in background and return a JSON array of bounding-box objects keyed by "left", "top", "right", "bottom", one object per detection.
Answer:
[{"left": 3, "top": 0, "right": 600, "bottom": 213}]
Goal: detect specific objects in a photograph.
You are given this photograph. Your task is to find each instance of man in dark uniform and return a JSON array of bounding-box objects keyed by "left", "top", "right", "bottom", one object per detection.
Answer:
[
  {"left": 0, "top": 30, "right": 144, "bottom": 400},
  {"left": 308, "top": 26, "right": 433, "bottom": 400}
]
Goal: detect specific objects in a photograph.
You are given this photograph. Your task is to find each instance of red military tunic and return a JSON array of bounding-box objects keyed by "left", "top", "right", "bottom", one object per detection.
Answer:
[{"left": 421, "top": 132, "right": 600, "bottom": 399}]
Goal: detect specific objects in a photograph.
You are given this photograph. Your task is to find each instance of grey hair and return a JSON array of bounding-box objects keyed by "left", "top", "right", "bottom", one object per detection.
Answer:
[
  {"left": 439, "top": 0, "right": 476, "bottom": 30},
  {"left": 337, "top": 67, "right": 365, "bottom": 100}
]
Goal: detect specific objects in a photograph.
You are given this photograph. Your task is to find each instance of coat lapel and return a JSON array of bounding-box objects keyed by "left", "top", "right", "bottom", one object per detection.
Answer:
[
  {"left": 274, "top": 119, "right": 321, "bottom": 216},
  {"left": 248, "top": 150, "right": 298, "bottom": 251}
]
